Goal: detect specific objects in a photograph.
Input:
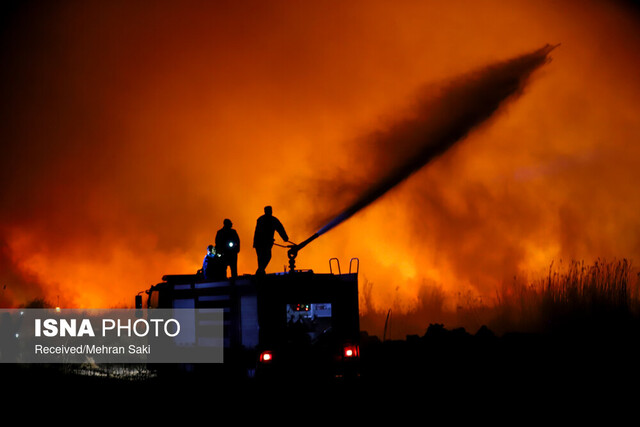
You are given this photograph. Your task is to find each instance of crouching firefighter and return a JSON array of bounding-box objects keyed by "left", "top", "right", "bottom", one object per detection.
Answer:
[{"left": 202, "top": 245, "right": 226, "bottom": 281}]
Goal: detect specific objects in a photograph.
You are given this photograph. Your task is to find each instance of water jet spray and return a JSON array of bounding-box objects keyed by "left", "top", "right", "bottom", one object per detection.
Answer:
[{"left": 287, "top": 44, "right": 559, "bottom": 272}]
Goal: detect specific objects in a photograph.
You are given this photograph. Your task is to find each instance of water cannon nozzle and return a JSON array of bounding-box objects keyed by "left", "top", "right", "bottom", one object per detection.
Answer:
[{"left": 286, "top": 233, "right": 320, "bottom": 272}]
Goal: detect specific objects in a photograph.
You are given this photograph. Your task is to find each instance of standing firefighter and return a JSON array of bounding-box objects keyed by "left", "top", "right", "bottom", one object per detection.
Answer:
[
  {"left": 215, "top": 219, "right": 240, "bottom": 279},
  {"left": 253, "top": 206, "right": 289, "bottom": 275}
]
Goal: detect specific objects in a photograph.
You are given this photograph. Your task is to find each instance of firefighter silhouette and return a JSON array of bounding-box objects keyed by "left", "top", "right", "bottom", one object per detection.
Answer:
[
  {"left": 253, "top": 206, "right": 289, "bottom": 275},
  {"left": 215, "top": 218, "right": 240, "bottom": 279}
]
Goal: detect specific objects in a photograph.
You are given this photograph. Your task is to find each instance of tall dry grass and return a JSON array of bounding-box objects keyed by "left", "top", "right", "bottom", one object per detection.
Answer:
[{"left": 491, "top": 259, "right": 640, "bottom": 336}]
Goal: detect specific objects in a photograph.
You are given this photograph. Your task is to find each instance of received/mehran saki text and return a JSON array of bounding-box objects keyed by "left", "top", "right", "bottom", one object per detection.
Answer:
[{"left": 34, "top": 344, "right": 151, "bottom": 355}]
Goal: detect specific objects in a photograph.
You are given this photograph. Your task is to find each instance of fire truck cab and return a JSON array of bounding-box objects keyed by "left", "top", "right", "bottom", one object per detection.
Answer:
[{"left": 138, "top": 259, "right": 360, "bottom": 380}]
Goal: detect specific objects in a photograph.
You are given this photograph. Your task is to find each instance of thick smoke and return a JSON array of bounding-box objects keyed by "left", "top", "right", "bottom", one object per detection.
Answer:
[
  {"left": 2, "top": 0, "right": 638, "bottom": 316},
  {"left": 311, "top": 44, "right": 557, "bottom": 236}
]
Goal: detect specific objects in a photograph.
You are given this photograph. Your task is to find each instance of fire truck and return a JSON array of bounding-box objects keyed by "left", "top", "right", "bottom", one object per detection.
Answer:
[{"left": 136, "top": 249, "right": 360, "bottom": 380}]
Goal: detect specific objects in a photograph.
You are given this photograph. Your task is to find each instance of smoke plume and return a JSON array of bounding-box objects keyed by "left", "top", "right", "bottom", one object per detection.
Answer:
[{"left": 1, "top": 0, "right": 639, "bottom": 329}]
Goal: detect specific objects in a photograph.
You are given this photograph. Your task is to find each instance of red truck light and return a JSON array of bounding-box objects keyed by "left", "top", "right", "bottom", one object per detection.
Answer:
[
  {"left": 343, "top": 344, "right": 359, "bottom": 358},
  {"left": 259, "top": 350, "right": 273, "bottom": 363}
]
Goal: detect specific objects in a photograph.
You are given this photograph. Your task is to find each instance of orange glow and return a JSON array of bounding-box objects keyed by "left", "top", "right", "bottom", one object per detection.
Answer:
[{"left": 1, "top": 1, "right": 640, "bottom": 337}]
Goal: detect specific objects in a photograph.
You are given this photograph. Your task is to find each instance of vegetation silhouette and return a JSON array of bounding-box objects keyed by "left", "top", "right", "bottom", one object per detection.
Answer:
[{"left": 5, "top": 260, "right": 639, "bottom": 402}]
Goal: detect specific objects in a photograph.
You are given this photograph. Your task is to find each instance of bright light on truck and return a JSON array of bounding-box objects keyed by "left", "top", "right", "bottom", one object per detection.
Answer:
[
  {"left": 259, "top": 350, "right": 273, "bottom": 363},
  {"left": 343, "top": 344, "right": 359, "bottom": 358}
]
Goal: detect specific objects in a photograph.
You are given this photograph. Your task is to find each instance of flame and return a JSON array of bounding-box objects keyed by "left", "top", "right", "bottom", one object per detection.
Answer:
[{"left": 1, "top": 1, "right": 640, "bottom": 337}]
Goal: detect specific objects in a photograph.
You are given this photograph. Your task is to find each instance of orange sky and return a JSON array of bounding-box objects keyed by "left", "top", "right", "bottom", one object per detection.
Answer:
[{"left": 1, "top": 1, "right": 640, "bottom": 331}]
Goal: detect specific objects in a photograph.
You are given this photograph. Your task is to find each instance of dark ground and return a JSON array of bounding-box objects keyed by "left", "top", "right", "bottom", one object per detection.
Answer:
[{"left": 4, "top": 323, "right": 639, "bottom": 416}]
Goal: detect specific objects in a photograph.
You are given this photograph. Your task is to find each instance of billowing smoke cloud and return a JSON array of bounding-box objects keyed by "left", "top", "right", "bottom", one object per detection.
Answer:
[{"left": 1, "top": 0, "right": 639, "bottom": 331}]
